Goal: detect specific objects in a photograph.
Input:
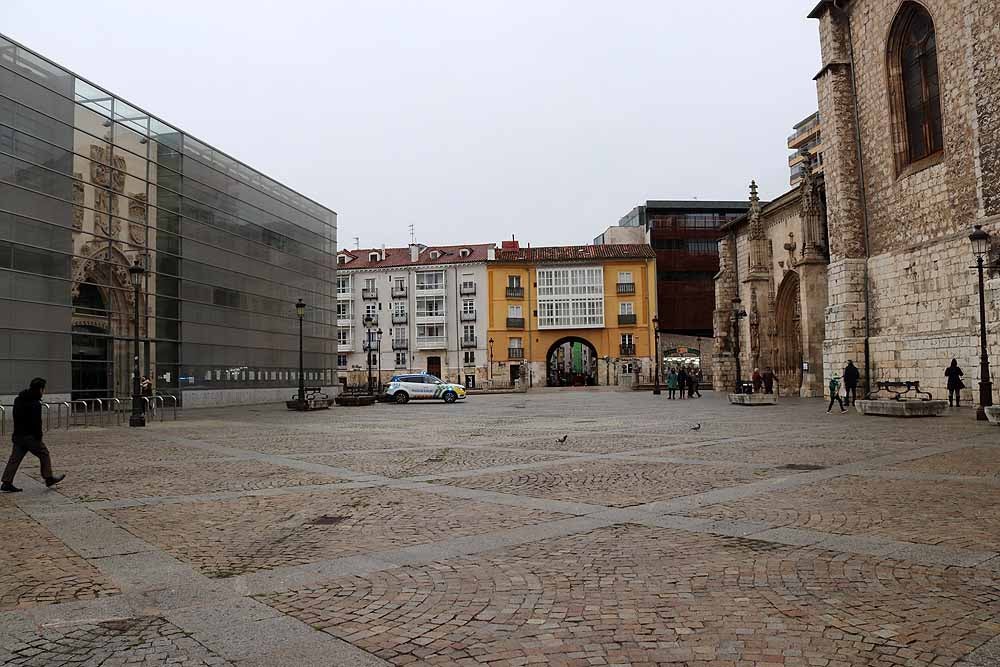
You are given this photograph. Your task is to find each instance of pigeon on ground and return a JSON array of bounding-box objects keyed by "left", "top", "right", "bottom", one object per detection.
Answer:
[
  {"left": 557, "top": 435, "right": 568, "bottom": 443},
  {"left": 690, "top": 423, "right": 702, "bottom": 431}
]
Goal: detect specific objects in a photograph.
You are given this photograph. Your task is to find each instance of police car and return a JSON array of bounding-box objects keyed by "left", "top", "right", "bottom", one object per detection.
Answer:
[{"left": 384, "top": 373, "right": 467, "bottom": 404}]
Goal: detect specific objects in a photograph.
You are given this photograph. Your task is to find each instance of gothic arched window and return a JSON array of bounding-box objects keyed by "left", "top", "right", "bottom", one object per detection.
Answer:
[{"left": 888, "top": 2, "right": 943, "bottom": 171}]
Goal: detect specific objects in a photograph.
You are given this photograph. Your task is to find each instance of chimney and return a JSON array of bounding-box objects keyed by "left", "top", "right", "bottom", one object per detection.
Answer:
[
  {"left": 500, "top": 240, "right": 520, "bottom": 250},
  {"left": 487, "top": 245, "right": 496, "bottom": 261},
  {"left": 409, "top": 243, "right": 419, "bottom": 262},
  {"left": 381, "top": 244, "right": 386, "bottom": 261}
]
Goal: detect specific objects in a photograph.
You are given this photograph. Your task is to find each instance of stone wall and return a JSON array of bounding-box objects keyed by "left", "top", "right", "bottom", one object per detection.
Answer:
[{"left": 813, "top": 0, "right": 1000, "bottom": 405}]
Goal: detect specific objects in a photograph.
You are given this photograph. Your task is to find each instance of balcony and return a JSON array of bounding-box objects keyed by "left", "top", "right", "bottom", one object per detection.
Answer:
[
  {"left": 336, "top": 317, "right": 353, "bottom": 327},
  {"left": 391, "top": 286, "right": 407, "bottom": 298},
  {"left": 618, "top": 313, "right": 637, "bottom": 325},
  {"left": 460, "top": 311, "right": 477, "bottom": 322},
  {"left": 620, "top": 343, "right": 636, "bottom": 356},
  {"left": 616, "top": 282, "right": 636, "bottom": 295},
  {"left": 338, "top": 341, "right": 353, "bottom": 353},
  {"left": 362, "top": 288, "right": 378, "bottom": 300},
  {"left": 392, "top": 338, "right": 408, "bottom": 350},
  {"left": 391, "top": 313, "right": 407, "bottom": 324},
  {"left": 362, "top": 314, "right": 378, "bottom": 327},
  {"left": 508, "top": 347, "right": 524, "bottom": 360},
  {"left": 506, "top": 286, "right": 524, "bottom": 299},
  {"left": 416, "top": 336, "right": 447, "bottom": 350},
  {"left": 337, "top": 291, "right": 351, "bottom": 300},
  {"left": 461, "top": 336, "right": 477, "bottom": 348},
  {"left": 459, "top": 283, "right": 476, "bottom": 295},
  {"left": 506, "top": 317, "right": 524, "bottom": 329}
]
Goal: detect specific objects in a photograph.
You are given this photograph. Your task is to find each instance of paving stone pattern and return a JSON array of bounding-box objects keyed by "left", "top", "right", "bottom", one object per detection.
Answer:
[{"left": 0, "top": 390, "right": 998, "bottom": 666}]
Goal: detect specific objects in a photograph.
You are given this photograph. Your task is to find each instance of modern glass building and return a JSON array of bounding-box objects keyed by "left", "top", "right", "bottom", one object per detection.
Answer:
[{"left": 0, "top": 35, "right": 337, "bottom": 407}]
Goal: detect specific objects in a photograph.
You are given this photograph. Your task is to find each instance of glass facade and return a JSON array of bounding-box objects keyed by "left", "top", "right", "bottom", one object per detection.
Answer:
[{"left": 0, "top": 35, "right": 336, "bottom": 402}]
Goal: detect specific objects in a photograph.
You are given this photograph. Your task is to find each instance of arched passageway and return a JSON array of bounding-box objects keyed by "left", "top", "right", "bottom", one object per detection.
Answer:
[{"left": 546, "top": 337, "right": 598, "bottom": 387}]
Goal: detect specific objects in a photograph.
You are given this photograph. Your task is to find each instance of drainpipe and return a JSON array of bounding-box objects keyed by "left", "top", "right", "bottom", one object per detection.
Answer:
[{"left": 836, "top": 0, "right": 874, "bottom": 396}]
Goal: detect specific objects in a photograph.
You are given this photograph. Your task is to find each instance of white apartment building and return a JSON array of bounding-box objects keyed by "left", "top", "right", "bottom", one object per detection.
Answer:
[{"left": 336, "top": 243, "right": 494, "bottom": 388}]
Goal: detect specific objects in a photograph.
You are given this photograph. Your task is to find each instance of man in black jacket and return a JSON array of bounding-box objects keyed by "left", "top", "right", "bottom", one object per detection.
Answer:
[
  {"left": 1, "top": 378, "right": 65, "bottom": 492},
  {"left": 843, "top": 360, "right": 860, "bottom": 406}
]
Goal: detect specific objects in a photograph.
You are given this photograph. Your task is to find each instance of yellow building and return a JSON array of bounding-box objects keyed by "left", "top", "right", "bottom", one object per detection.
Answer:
[{"left": 487, "top": 243, "right": 658, "bottom": 387}]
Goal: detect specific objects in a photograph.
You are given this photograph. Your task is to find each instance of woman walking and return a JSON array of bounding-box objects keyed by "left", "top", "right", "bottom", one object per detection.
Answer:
[
  {"left": 945, "top": 359, "right": 965, "bottom": 407},
  {"left": 665, "top": 368, "right": 678, "bottom": 399}
]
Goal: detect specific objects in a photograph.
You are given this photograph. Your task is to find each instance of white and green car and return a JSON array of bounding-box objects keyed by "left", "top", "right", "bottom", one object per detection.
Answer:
[{"left": 384, "top": 373, "right": 467, "bottom": 404}]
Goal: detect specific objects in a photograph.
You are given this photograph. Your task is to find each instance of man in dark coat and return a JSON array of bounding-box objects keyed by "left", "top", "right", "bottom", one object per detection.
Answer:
[
  {"left": 676, "top": 368, "right": 688, "bottom": 399},
  {"left": 1, "top": 378, "right": 65, "bottom": 492},
  {"left": 843, "top": 360, "right": 860, "bottom": 406}
]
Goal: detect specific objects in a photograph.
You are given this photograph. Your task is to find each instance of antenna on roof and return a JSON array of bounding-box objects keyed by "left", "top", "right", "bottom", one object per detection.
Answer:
[
  {"left": 409, "top": 224, "right": 415, "bottom": 245},
  {"left": 353, "top": 237, "right": 359, "bottom": 250}
]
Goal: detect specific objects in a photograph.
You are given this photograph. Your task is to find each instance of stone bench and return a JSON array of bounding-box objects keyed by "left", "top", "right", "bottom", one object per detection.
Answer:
[
  {"left": 728, "top": 393, "right": 777, "bottom": 406},
  {"left": 854, "top": 399, "right": 947, "bottom": 418}
]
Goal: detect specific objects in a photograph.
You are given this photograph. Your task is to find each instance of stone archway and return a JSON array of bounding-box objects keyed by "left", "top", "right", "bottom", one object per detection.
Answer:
[
  {"left": 773, "top": 272, "right": 802, "bottom": 395},
  {"left": 545, "top": 336, "right": 598, "bottom": 387},
  {"left": 71, "top": 242, "right": 144, "bottom": 398}
]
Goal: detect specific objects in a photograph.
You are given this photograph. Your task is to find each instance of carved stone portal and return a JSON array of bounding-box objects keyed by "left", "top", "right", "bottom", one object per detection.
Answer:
[{"left": 127, "top": 193, "right": 147, "bottom": 245}]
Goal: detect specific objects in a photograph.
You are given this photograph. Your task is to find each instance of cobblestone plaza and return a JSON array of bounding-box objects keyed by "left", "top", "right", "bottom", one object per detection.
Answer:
[{"left": 1, "top": 392, "right": 998, "bottom": 666}]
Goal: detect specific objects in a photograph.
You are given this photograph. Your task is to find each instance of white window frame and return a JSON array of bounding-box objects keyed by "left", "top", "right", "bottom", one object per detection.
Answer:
[
  {"left": 416, "top": 296, "right": 445, "bottom": 318},
  {"left": 508, "top": 304, "right": 522, "bottom": 318},
  {"left": 462, "top": 299, "right": 476, "bottom": 315},
  {"left": 617, "top": 271, "right": 633, "bottom": 284},
  {"left": 619, "top": 302, "right": 634, "bottom": 315},
  {"left": 536, "top": 266, "right": 604, "bottom": 329},
  {"left": 416, "top": 271, "right": 445, "bottom": 291},
  {"left": 336, "top": 275, "right": 351, "bottom": 295}
]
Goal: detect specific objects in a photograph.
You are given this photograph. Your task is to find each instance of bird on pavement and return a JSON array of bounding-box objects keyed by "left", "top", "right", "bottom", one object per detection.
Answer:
[
  {"left": 557, "top": 435, "right": 568, "bottom": 443},
  {"left": 691, "top": 423, "right": 702, "bottom": 431}
]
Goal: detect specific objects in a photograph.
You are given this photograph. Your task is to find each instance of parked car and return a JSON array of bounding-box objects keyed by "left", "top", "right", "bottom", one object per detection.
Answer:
[{"left": 384, "top": 373, "right": 467, "bottom": 404}]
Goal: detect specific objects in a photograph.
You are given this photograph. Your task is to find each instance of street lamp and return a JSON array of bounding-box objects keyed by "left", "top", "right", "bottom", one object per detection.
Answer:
[
  {"left": 970, "top": 224, "right": 994, "bottom": 420},
  {"left": 128, "top": 259, "right": 145, "bottom": 427},
  {"left": 363, "top": 316, "right": 375, "bottom": 395},
  {"left": 488, "top": 337, "right": 494, "bottom": 382},
  {"left": 652, "top": 315, "right": 661, "bottom": 395},
  {"left": 376, "top": 328, "right": 383, "bottom": 393},
  {"left": 731, "top": 297, "right": 748, "bottom": 393},
  {"left": 295, "top": 298, "right": 306, "bottom": 406}
]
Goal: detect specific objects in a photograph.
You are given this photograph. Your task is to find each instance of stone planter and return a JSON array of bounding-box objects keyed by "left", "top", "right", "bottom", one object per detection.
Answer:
[
  {"left": 334, "top": 394, "right": 376, "bottom": 407},
  {"left": 854, "top": 400, "right": 947, "bottom": 417},
  {"left": 728, "top": 393, "right": 777, "bottom": 406},
  {"left": 985, "top": 405, "right": 1000, "bottom": 425}
]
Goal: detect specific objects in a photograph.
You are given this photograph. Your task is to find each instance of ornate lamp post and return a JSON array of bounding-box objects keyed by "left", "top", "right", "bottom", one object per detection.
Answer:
[
  {"left": 128, "top": 259, "right": 145, "bottom": 427},
  {"left": 295, "top": 298, "right": 306, "bottom": 405},
  {"left": 363, "top": 315, "right": 375, "bottom": 396},
  {"left": 488, "top": 337, "right": 494, "bottom": 383},
  {"left": 970, "top": 225, "right": 994, "bottom": 420},
  {"left": 652, "top": 315, "right": 661, "bottom": 395},
  {"left": 376, "top": 328, "right": 383, "bottom": 393},
  {"left": 731, "top": 297, "right": 748, "bottom": 393}
]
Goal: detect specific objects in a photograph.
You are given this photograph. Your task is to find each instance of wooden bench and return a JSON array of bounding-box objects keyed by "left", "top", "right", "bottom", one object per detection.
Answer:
[{"left": 865, "top": 380, "right": 933, "bottom": 401}]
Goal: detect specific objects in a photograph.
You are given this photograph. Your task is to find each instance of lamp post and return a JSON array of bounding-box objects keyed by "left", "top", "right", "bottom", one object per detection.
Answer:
[
  {"left": 488, "top": 337, "right": 494, "bottom": 383},
  {"left": 969, "top": 225, "right": 994, "bottom": 420},
  {"left": 295, "top": 298, "right": 306, "bottom": 405},
  {"left": 652, "top": 315, "right": 661, "bottom": 395},
  {"left": 376, "top": 328, "right": 383, "bottom": 393},
  {"left": 731, "top": 297, "right": 748, "bottom": 393},
  {"left": 363, "top": 316, "right": 375, "bottom": 396},
  {"left": 128, "top": 259, "right": 145, "bottom": 427}
]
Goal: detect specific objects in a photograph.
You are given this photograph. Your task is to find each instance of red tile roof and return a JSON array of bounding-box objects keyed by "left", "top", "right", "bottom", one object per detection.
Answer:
[
  {"left": 494, "top": 244, "right": 656, "bottom": 263},
  {"left": 338, "top": 244, "right": 494, "bottom": 270}
]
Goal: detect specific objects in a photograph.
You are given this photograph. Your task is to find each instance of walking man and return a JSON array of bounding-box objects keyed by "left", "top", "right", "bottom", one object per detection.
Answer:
[
  {"left": 826, "top": 374, "right": 847, "bottom": 414},
  {"left": 762, "top": 367, "right": 775, "bottom": 394},
  {"left": 1, "top": 378, "right": 65, "bottom": 492},
  {"left": 843, "top": 360, "right": 860, "bottom": 406},
  {"left": 677, "top": 367, "right": 688, "bottom": 399}
]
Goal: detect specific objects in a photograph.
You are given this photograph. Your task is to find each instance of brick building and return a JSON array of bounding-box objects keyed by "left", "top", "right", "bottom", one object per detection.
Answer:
[{"left": 808, "top": 0, "right": 1000, "bottom": 402}]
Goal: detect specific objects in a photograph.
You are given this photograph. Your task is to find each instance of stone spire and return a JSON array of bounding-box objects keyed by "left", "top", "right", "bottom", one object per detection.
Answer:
[
  {"left": 798, "top": 150, "right": 825, "bottom": 261},
  {"left": 747, "top": 180, "right": 769, "bottom": 276}
]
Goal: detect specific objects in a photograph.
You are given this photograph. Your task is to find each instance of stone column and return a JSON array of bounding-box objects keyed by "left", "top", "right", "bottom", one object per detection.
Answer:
[
  {"left": 712, "top": 232, "right": 738, "bottom": 391},
  {"left": 742, "top": 182, "right": 774, "bottom": 371},
  {"left": 796, "top": 157, "right": 830, "bottom": 397},
  {"left": 812, "top": 3, "right": 869, "bottom": 397}
]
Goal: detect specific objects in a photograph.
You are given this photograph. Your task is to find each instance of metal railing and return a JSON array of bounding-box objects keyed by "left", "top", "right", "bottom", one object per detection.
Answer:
[
  {"left": 616, "top": 282, "right": 636, "bottom": 295},
  {"left": 460, "top": 311, "right": 477, "bottom": 321},
  {"left": 362, "top": 288, "right": 378, "bottom": 300},
  {"left": 0, "top": 393, "right": 180, "bottom": 433},
  {"left": 462, "top": 336, "right": 478, "bottom": 348},
  {"left": 71, "top": 400, "right": 89, "bottom": 427},
  {"left": 508, "top": 347, "right": 525, "bottom": 359},
  {"left": 618, "top": 313, "right": 637, "bottom": 325},
  {"left": 391, "top": 313, "right": 407, "bottom": 324},
  {"left": 459, "top": 284, "right": 476, "bottom": 295},
  {"left": 0, "top": 405, "right": 5, "bottom": 436},
  {"left": 506, "top": 317, "right": 525, "bottom": 329},
  {"left": 391, "top": 287, "right": 407, "bottom": 298},
  {"left": 506, "top": 286, "right": 524, "bottom": 298}
]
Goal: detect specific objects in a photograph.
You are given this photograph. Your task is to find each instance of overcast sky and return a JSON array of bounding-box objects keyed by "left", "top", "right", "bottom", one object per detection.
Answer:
[{"left": 5, "top": 1, "right": 821, "bottom": 249}]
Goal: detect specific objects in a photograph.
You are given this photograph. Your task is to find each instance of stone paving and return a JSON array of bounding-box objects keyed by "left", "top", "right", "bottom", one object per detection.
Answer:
[{"left": 0, "top": 390, "right": 998, "bottom": 666}]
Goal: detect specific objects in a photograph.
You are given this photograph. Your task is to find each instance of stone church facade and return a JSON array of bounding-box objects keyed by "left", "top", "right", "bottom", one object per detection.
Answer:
[
  {"left": 810, "top": 0, "right": 1000, "bottom": 403},
  {"left": 715, "top": 0, "right": 1000, "bottom": 403},
  {"left": 712, "top": 163, "right": 830, "bottom": 397}
]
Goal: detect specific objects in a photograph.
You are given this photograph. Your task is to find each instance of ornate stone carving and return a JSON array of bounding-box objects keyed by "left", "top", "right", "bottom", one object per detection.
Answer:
[
  {"left": 72, "top": 172, "right": 84, "bottom": 230},
  {"left": 747, "top": 181, "right": 769, "bottom": 276},
  {"left": 89, "top": 144, "right": 126, "bottom": 192},
  {"left": 128, "top": 193, "right": 147, "bottom": 245},
  {"left": 798, "top": 149, "right": 825, "bottom": 260},
  {"left": 749, "top": 288, "right": 761, "bottom": 367},
  {"left": 93, "top": 190, "right": 120, "bottom": 238}
]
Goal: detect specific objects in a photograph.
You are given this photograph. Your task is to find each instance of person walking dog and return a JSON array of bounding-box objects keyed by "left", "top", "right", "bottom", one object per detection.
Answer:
[{"left": 1, "top": 378, "right": 65, "bottom": 492}]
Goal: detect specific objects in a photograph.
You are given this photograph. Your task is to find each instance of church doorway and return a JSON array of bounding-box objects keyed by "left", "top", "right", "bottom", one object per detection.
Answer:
[
  {"left": 71, "top": 283, "right": 113, "bottom": 401},
  {"left": 546, "top": 337, "right": 598, "bottom": 387},
  {"left": 774, "top": 272, "right": 803, "bottom": 395}
]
